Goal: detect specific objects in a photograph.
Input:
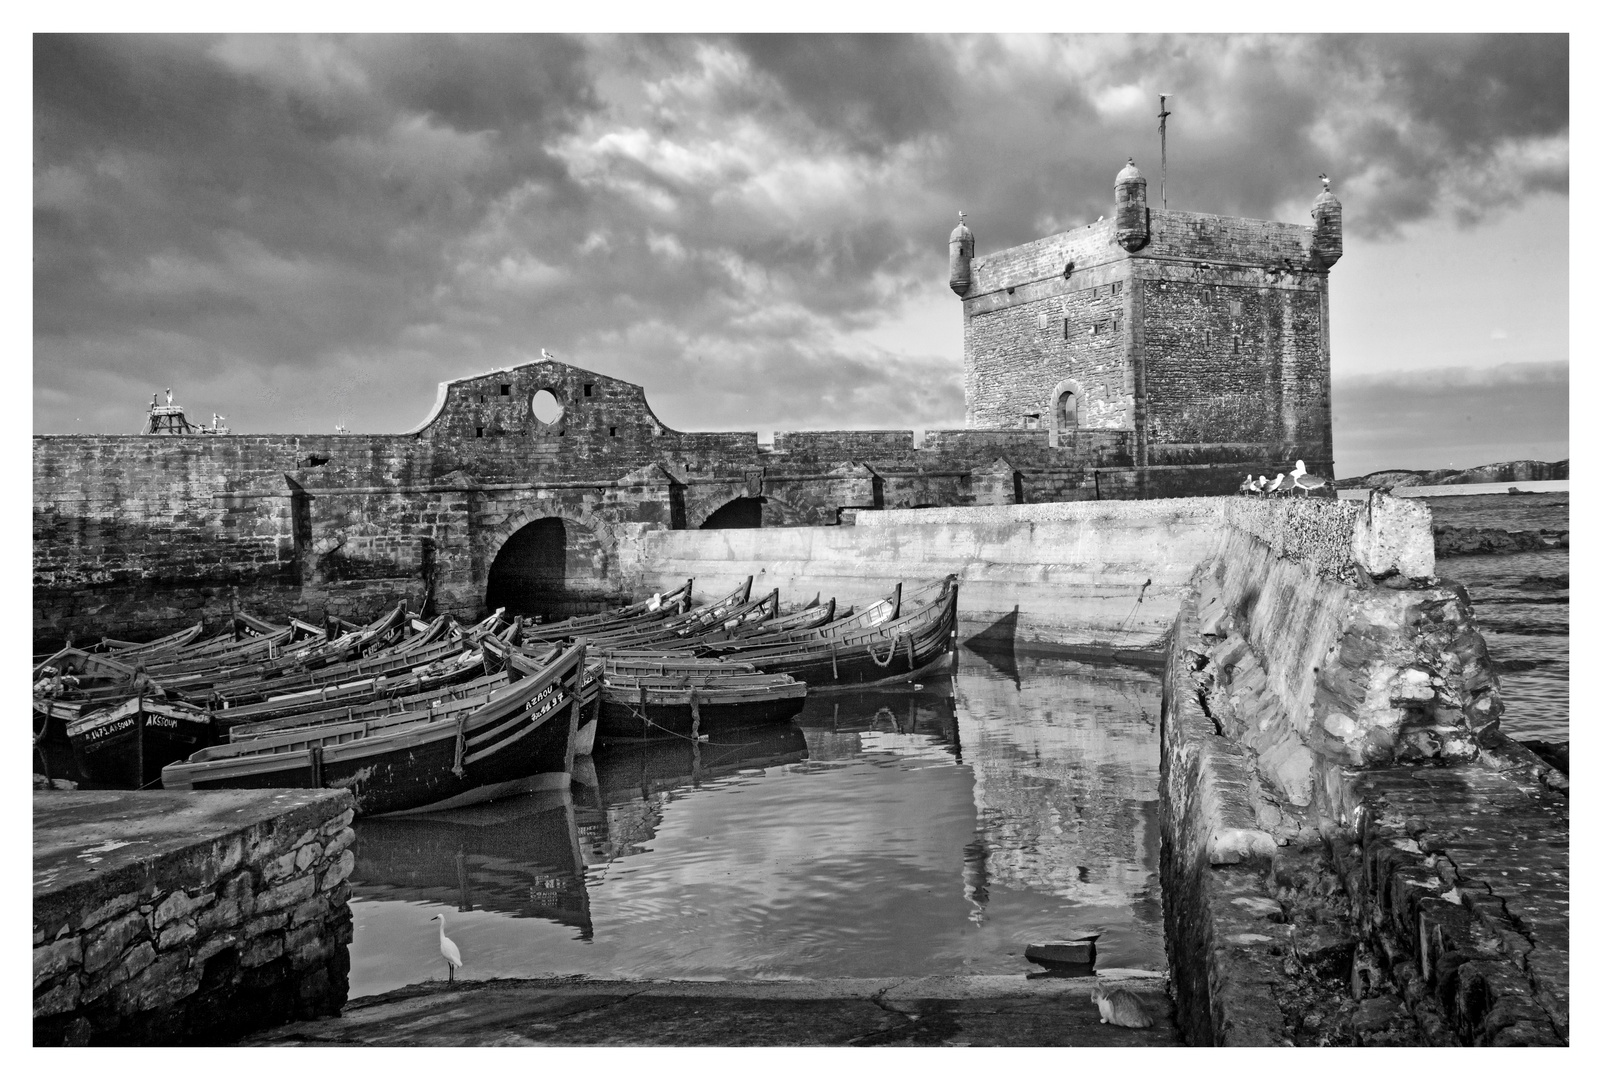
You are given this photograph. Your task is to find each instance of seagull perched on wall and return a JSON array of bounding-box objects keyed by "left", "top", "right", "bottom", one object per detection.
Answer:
[
  {"left": 1239, "top": 473, "right": 1258, "bottom": 495},
  {"left": 1290, "top": 460, "right": 1332, "bottom": 497},
  {"left": 1319, "top": 173, "right": 1331, "bottom": 191},
  {"left": 540, "top": 348, "right": 556, "bottom": 361},
  {"left": 1266, "top": 473, "right": 1285, "bottom": 495},
  {"left": 431, "top": 913, "right": 463, "bottom": 982}
]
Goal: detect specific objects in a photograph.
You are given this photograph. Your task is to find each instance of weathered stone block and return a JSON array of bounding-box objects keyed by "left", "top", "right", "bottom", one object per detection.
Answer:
[
  {"left": 290, "top": 895, "right": 329, "bottom": 928},
  {"left": 117, "top": 951, "right": 200, "bottom": 1015},
  {"left": 82, "top": 910, "right": 148, "bottom": 975},
  {"left": 243, "top": 911, "right": 289, "bottom": 937},
  {"left": 321, "top": 826, "right": 356, "bottom": 860},
  {"left": 319, "top": 849, "right": 356, "bottom": 891},
  {"left": 78, "top": 889, "right": 141, "bottom": 932},
  {"left": 240, "top": 933, "right": 284, "bottom": 969},
  {"left": 295, "top": 841, "right": 323, "bottom": 871},
  {"left": 284, "top": 920, "right": 322, "bottom": 958},
  {"left": 33, "top": 935, "right": 82, "bottom": 989},
  {"left": 153, "top": 888, "right": 211, "bottom": 928},
  {"left": 257, "top": 873, "right": 317, "bottom": 913},
  {"left": 82, "top": 940, "right": 157, "bottom": 1004},
  {"left": 321, "top": 808, "right": 356, "bottom": 835},
  {"left": 158, "top": 918, "right": 198, "bottom": 951},
  {"left": 263, "top": 850, "right": 299, "bottom": 883},
  {"left": 193, "top": 932, "right": 239, "bottom": 967},
  {"left": 33, "top": 974, "right": 80, "bottom": 1018}
]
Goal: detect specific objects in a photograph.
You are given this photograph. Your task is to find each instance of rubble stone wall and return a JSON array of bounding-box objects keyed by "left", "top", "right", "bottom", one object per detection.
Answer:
[{"left": 33, "top": 789, "right": 357, "bottom": 1046}]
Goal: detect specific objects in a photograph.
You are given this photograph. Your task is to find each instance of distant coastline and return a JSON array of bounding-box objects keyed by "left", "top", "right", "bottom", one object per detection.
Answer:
[{"left": 1334, "top": 458, "right": 1567, "bottom": 490}]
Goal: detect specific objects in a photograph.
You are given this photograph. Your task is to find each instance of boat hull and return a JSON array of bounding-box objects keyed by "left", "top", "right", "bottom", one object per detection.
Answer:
[
  {"left": 163, "top": 646, "right": 586, "bottom": 816},
  {"left": 67, "top": 698, "right": 214, "bottom": 788},
  {"left": 596, "top": 689, "right": 806, "bottom": 740}
]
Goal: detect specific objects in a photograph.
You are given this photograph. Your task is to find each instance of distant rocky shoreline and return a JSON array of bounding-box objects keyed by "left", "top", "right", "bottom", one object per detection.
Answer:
[
  {"left": 1336, "top": 458, "right": 1567, "bottom": 489},
  {"left": 1434, "top": 525, "right": 1568, "bottom": 557}
]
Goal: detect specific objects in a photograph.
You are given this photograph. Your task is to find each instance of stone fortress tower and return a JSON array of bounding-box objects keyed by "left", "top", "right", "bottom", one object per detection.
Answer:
[{"left": 950, "top": 161, "right": 1341, "bottom": 477}]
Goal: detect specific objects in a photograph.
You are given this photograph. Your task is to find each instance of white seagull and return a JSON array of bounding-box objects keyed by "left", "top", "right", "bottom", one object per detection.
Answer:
[
  {"left": 431, "top": 913, "right": 463, "bottom": 982},
  {"left": 1266, "top": 472, "right": 1285, "bottom": 495},
  {"left": 1290, "top": 459, "right": 1330, "bottom": 497},
  {"left": 540, "top": 348, "right": 556, "bottom": 361},
  {"left": 1239, "top": 472, "right": 1258, "bottom": 495},
  {"left": 1319, "top": 173, "right": 1331, "bottom": 190}
]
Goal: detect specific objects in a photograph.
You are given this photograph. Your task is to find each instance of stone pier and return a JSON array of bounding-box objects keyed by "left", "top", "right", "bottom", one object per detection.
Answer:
[{"left": 33, "top": 788, "right": 356, "bottom": 1046}]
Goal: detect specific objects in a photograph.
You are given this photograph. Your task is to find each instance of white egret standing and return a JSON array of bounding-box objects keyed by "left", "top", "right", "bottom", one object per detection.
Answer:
[{"left": 431, "top": 913, "right": 463, "bottom": 982}]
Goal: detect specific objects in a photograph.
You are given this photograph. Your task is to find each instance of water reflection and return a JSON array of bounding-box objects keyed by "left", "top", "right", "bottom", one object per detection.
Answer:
[
  {"left": 354, "top": 792, "right": 591, "bottom": 934},
  {"left": 346, "top": 646, "right": 1165, "bottom": 997}
]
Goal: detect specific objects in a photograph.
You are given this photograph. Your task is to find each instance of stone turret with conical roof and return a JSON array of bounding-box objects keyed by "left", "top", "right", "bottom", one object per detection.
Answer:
[
  {"left": 1115, "top": 159, "right": 1150, "bottom": 252},
  {"left": 1310, "top": 174, "right": 1342, "bottom": 268},
  {"left": 948, "top": 211, "right": 975, "bottom": 296}
]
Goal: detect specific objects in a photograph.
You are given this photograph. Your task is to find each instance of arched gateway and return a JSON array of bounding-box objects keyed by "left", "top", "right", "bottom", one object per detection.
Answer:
[{"left": 484, "top": 516, "right": 612, "bottom": 618}]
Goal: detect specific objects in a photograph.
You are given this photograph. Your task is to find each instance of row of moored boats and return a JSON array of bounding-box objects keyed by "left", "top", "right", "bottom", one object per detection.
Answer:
[{"left": 33, "top": 574, "right": 959, "bottom": 817}]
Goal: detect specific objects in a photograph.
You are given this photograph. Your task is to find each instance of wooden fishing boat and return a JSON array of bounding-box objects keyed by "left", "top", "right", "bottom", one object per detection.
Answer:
[
  {"left": 67, "top": 695, "right": 215, "bottom": 788},
  {"left": 225, "top": 671, "right": 514, "bottom": 741},
  {"left": 154, "top": 604, "right": 408, "bottom": 693},
  {"left": 193, "top": 634, "right": 483, "bottom": 710},
  {"left": 161, "top": 644, "right": 589, "bottom": 816},
  {"left": 34, "top": 649, "right": 157, "bottom": 706},
  {"left": 697, "top": 598, "right": 839, "bottom": 644},
  {"left": 499, "top": 646, "right": 787, "bottom": 741},
  {"left": 577, "top": 582, "right": 775, "bottom": 650},
  {"left": 95, "top": 622, "right": 206, "bottom": 657},
  {"left": 518, "top": 580, "right": 694, "bottom": 643},
  {"left": 203, "top": 646, "right": 489, "bottom": 725},
  {"left": 596, "top": 672, "right": 808, "bottom": 740},
  {"left": 709, "top": 576, "right": 959, "bottom": 689}
]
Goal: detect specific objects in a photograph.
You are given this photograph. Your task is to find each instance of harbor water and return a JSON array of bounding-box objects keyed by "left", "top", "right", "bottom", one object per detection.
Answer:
[
  {"left": 345, "top": 646, "right": 1166, "bottom": 998},
  {"left": 1427, "top": 492, "right": 1568, "bottom": 743}
]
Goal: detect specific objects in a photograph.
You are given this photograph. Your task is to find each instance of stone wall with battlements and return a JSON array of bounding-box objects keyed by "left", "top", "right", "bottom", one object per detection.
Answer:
[{"left": 958, "top": 204, "right": 1334, "bottom": 478}]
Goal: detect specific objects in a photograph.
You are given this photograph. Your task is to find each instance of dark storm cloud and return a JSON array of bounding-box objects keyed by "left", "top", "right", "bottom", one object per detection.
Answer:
[
  {"left": 1331, "top": 361, "right": 1568, "bottom": 478},
  {"left": 33, "top": 33, "right": 1566, "bottom": 437}
]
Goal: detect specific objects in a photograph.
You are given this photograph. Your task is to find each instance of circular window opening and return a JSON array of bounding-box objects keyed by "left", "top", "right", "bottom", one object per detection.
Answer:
[{"left": 531, "top": 388, "right": 564, "bottom": 425}]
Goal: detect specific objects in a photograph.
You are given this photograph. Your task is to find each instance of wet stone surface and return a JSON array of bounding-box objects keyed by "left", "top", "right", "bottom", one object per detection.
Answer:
[{"left": 246, "top": 975, "right": 1185, "bottom": 1047}]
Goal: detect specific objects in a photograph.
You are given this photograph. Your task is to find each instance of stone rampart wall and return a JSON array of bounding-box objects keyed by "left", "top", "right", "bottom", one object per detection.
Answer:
[{"left": 33, "top": 789, "right": 356, "bottom": 1046}]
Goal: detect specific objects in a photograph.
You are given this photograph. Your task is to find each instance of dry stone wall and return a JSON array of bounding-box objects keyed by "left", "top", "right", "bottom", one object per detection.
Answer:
[{"left": 33, "top": 789, "right": 356, "bottom": 1046}]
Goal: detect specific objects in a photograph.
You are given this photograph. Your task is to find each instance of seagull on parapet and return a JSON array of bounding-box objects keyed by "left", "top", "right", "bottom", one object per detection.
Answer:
[
  {"left": 540, "top": 348, "right": 556, "bottom": 361},
  {"left": 1319, "top": 173, "right": 1331, "bottom": 190},
  {"left": 1266, "top": 473, "right": 1285, "bottom": 495},
  {"left": 1290, "top": 459, "right": 1331, "bottom": 497}
]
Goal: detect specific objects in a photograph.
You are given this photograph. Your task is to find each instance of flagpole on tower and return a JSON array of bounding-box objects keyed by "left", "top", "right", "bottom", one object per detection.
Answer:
[{"left": 1158, "top": 94, "right": 1172, "bottom": 209}]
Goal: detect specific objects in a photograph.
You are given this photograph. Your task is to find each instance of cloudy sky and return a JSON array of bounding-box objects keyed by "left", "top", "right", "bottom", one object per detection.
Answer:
[{"left": 33, "top": 33, "right": 1568, "bottom": 476}]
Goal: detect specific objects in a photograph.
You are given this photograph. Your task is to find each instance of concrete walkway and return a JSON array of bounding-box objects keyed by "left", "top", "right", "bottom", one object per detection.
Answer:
[{"left": 245, "top": 974, "right": 1183, "bottom": 1047}]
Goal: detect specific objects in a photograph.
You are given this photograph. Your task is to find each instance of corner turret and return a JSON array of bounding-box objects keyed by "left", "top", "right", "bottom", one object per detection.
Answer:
[
  {"left": 1114, "top": 159, "right": 1150, "bottom": 252},
  {"left": 1310, "top": 175, "right": 1342, "bottom": 268},
  {"left": 948, "top": 211, "right": 974, "bottom": 296}
]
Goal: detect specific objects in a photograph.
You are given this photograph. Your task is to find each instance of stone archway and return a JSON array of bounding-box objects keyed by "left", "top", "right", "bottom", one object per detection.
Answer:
[
  {"left": 698, "top": 497, "right": 765, "bottom": 529},
  {"left": 484, "top": 516, "right": 610, "bottom": 618},
  {"left": 1049, "top": 378, "right": 1084, "bottom": 448}
]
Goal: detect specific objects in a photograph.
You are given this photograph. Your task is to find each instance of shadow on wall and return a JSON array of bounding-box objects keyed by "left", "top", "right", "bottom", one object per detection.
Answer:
[{"left": 700, "top": 497, "right": 764, "bottom": 530}]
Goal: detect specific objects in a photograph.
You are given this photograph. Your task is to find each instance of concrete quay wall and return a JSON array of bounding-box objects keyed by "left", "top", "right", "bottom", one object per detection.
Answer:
[
  {"left": 627, "top": 498, "right": 1224, "bottom": 651},
  {"left": 33, "top": 789, "right": 357, "bottom": 1046}
]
